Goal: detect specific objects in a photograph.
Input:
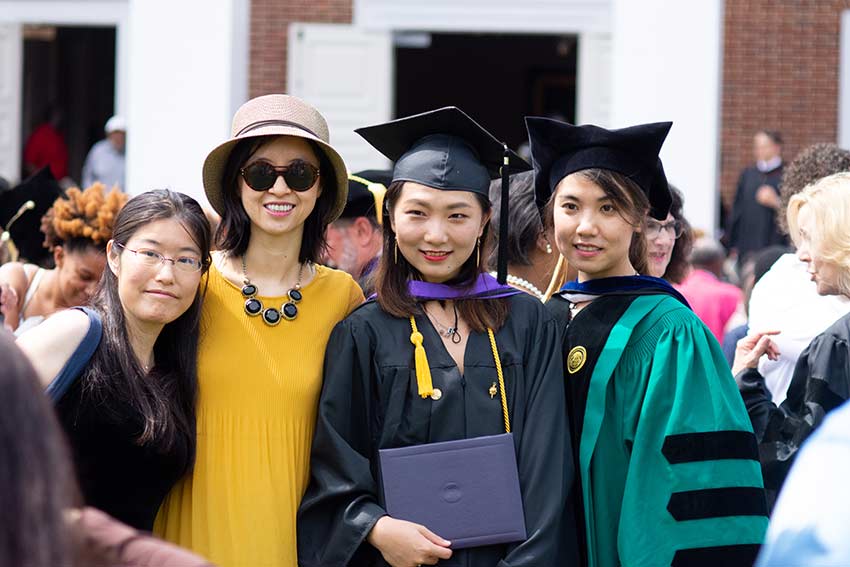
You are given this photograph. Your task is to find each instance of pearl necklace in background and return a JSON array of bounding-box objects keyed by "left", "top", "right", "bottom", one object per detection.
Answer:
[{"left": 489, "top": 272, "right": 545, "bottom": 301}]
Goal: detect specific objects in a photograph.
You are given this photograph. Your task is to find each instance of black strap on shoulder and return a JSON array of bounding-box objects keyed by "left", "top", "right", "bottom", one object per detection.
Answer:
[
  {"left": 667, "top": 487, "right": 768, "bottom": 521},
  {"left": 671, "top": 544, "right": 762, "bottom": 567},
  {"left": 662, "top": 431, "right": 759, "bottom": 464},
  {"left": 45, "top": 306, "right": 103, "bottom": 403}
]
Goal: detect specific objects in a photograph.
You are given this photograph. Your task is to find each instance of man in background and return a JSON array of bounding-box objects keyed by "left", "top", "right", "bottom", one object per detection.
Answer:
[
  {"left": 323, "top": 170, "right": 389, "bottom": 295},
  {"left": 82, "top": 115, "right": 126, "bottom": 191},
  {"left": 727, "top": 130, "right": 787, "bottom": 269}
]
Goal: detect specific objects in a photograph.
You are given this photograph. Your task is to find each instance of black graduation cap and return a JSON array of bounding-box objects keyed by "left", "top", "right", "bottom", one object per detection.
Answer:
[
  {"left": 0, "top": 167, "right": 62, "bottom": 264},
  {"left": 341, "top": 169, "right": 392, "bottom": 221},
  {"left": 355, "top": 107, "right": 531, "bottom": 283},
  {"left": 525, "top": 118, "right": 673, "bottom": 220}
]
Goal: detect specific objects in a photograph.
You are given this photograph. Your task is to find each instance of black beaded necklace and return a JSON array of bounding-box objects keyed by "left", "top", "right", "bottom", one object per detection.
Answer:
[{"left": 241, "top": 256, "right": 304, "bottom": 326}]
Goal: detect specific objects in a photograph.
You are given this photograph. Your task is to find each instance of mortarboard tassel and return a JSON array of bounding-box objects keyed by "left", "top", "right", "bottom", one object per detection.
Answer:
[
  {"left": 350, "top": 174, "right": 388, "bottom": 227},
  {"left": 497, "top": 144, "right": 510, "bottom": 285},
  {"left": 409, "top": 316, "right": 434, "bottom": 398},
  {"left": 367, "top": 182, "right": 387, "bottom": 227}
]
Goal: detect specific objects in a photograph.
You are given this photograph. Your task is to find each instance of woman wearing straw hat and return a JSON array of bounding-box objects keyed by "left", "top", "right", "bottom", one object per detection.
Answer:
[{"left": 154, "top": 94, "right": 364, "bottom": 566}]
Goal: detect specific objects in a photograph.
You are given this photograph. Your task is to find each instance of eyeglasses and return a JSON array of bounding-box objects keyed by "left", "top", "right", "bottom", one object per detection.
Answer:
[
  {"left": 114, "top": 242, "right": 205, "bottom": 273},
  {"left": 646, "top": 219, "right": 685, "bottom": 240},
  {"left": 240, "top": 160, "right": 320, "bottom": 192}
]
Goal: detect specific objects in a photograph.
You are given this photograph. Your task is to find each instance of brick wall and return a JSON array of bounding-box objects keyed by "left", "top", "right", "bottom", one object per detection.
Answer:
[
  {"left": 249, "top": 0, "right": 353, "bottom": 98},
  {"left": 721, "top": 0, "right": 844, "bottom": 212}
]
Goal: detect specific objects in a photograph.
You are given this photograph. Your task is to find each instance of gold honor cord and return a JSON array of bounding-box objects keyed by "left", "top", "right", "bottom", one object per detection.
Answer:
[
  {"left": 409, "top": 316, "right": 511, "bottom": 433},
  {"left": 487, "top": 327, "right": 510, "bottom": 433}
]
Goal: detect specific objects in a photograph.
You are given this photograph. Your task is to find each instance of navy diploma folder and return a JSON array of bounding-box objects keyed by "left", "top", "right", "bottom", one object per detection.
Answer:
[{"left": 378, "top": 433, "right": 527, "bottom": 549}]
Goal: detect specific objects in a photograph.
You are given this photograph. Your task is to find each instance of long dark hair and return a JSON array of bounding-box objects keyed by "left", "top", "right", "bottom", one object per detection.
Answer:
[
  {"left": 0, "top": 333, "right": 78, "bottom": 567},
  {"left": 663, "top": 185, "right": 694, "bottom": 284},
  {"left": 375, "top": 182, "right": 509, "bottom": 333},
  {"left": 544, "top": 168, "right": 650, "bottom": 275},
  {"left": 216, "top": 135, "right": 334, "bottom": 263},
  {"left": 81, "top": 190, "right": 211, "bottom": 462}
]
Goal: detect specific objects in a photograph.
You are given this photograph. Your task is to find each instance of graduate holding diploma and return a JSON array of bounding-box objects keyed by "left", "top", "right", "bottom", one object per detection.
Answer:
[
  {"left": 297, "top": 107, "right": 577, "bottom": 567},
  {"left": 528, "top": 118, "right": 768, "bottom": 567}
]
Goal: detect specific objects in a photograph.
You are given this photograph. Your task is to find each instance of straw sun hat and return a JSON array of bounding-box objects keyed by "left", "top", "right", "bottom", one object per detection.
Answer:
[{"left": 202, "top": 94, "right": 349, "bottom": 224}]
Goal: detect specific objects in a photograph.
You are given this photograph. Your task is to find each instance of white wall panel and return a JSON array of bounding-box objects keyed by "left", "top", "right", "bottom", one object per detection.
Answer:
[
  {"left": 610, "top": 0, "right": 724, "bottom": 234},
  {"left": 125, "top": 0, "right": 249, "bottom": 203},
  {"left": 577, "top": 32, "right": 612, "bottom": 127},
  {"left": 0, "top": 23, "right": 22, "bottom": 184},
  {"left": 289, "top": 23, "right": 393, "bottom": 174}
]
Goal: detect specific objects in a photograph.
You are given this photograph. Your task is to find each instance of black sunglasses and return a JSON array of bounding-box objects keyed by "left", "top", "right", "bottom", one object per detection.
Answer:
[{"left": 240, "top": 159, "right": 320, "bottom": 192}]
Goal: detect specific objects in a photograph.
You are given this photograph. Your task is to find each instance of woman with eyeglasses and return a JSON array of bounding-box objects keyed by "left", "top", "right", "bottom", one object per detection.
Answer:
[
  {"left": 16, "top": 189, "right": 212, "bottom": 531},
  {"left": 645, "top": 185, "right": 693, "bottom": 283},
  {"left": 153, "top": 95, "right": 364, "bottom": 566},
  {"left": 529, "top": 118, "right": 767, "bottom": 567}
]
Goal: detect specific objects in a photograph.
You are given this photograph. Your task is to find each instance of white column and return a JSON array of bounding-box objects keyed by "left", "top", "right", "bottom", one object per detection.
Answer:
[
  {"left": 609, "top": 0, "right": 724, "bottom": 234},
  {"left": 125, "top": 0, "right": 250, "bottom": 206},
  {"left": 838, "top": 10, "right": 850, "bottom": 148},
  {"left": 0, "top": 23, "right": 22, "bottom": 185},
  {"left": 576, "top": 32, "right": 613, "bottom": 128}
]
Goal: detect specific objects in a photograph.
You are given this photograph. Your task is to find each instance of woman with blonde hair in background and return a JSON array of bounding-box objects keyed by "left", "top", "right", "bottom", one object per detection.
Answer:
[{"left": 735, "top": 172, "right": 850, "bottom": 512}]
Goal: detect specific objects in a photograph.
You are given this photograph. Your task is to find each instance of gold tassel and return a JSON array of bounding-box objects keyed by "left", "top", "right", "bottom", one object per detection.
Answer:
[{"left": 409, "top": 316, "right": 434, "bottom": 398}]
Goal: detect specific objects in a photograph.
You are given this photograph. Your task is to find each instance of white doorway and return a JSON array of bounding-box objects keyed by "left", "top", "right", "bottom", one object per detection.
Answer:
[{"left": 0, "top": 0, "right": 129, "bottom": 185}]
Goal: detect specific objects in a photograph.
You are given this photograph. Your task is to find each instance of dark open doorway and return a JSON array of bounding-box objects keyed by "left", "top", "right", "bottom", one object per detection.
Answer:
[
  {"left": 394, "top": 32, "right": 577, "bottom": 153},
  {"left": 21, "top": 25, "right": 116, "bottom": 185}
]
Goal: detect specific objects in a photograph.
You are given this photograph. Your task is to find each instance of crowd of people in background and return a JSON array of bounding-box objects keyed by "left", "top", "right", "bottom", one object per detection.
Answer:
[{"left": 1, "top": 92, "right": 850, "bottom": 567}]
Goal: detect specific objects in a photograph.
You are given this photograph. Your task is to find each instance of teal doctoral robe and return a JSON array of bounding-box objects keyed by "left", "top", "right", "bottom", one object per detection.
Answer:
[{"left": 549, "top": 286, "right": 768, "bottom": 567}]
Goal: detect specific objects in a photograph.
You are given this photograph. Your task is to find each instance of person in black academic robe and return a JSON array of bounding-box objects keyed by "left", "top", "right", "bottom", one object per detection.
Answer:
[
  {"left": 299, "top": 291, "right": 572, "bottom": 567},
  {"left": 727, "top": 131, "right": 788, "bottom": 265},
  {"left": 297, "top": 107, "right": 577, "bottom": 567}
]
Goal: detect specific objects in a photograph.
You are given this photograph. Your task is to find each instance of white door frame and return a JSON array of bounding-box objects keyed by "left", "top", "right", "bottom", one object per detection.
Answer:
[
  {"left": 0, "top": 1, "right": 129, "bottom": 184},
  {"left": 353, "top": 0, "right": 613, "bottom": 127}
]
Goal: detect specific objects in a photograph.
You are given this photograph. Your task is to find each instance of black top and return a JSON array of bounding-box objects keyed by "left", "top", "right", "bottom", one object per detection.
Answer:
[
  {"left": 55, "top": 373, "right": 191, "bottom": 531},
  {"left": 342, "top": 169, "right": 392, "bottom": 219},
  {"left": 297, "top": 293, "right": 578, "bottom": 567},
  {"left": 0, "top": 167, "right": 62, "bottom": 265},
  {"left": 738, "top": 309, "right": 850, "bottom": 510}
]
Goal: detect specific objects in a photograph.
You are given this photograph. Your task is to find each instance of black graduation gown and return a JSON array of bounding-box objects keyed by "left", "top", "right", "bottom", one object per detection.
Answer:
[
  {"left": 727, "top": 164, "right": 787, "bottom": 260},
  {"left": 297, "top": 293, "right": 578, "bottom": 567},
  {"left": 738, "top": 310, "right": 850, "bottom": 509}
]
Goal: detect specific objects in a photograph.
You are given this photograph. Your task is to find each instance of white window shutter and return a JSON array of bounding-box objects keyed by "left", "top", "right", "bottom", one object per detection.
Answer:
[{"left": 288, "top": 23, "right": 393, "bottom": 174}]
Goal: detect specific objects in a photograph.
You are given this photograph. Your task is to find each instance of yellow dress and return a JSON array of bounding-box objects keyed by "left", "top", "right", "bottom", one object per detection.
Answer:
[{"left": 154, "top": 263, "right": 364, "bottom": 567}]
